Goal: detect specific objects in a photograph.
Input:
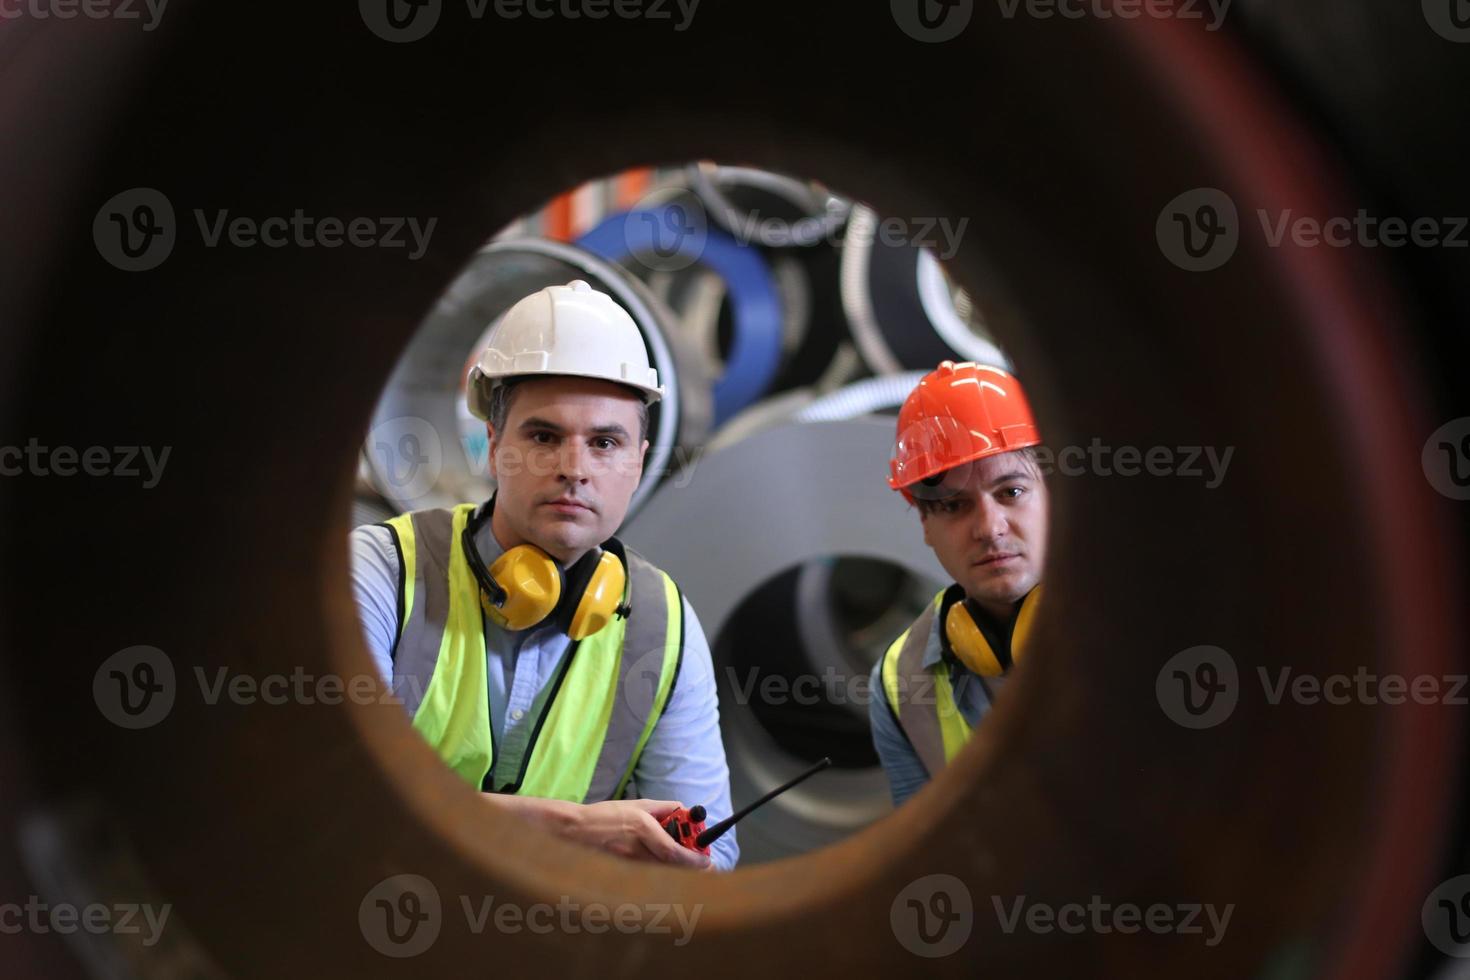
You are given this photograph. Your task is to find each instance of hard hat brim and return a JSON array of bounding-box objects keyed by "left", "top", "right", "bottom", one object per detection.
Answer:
[{"left": 467, "top": 367, "right": 663, "bottom": 422}]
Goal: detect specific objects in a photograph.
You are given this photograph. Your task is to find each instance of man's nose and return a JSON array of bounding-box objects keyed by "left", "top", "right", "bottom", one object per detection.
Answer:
[
  {"left": 971, "top": 497, "right": 1007, "bottom": 541},
  {"left": 557, "top": 441, "right": 591, "bottom": 482}
]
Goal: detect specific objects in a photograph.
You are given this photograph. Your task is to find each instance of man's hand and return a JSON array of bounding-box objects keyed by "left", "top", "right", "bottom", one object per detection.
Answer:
[
  {"left": 485, "top": 795, "right": 712, "bottom": 870},
  {"left": 566, "top": 800, "right": 713, "bottom": 868}
]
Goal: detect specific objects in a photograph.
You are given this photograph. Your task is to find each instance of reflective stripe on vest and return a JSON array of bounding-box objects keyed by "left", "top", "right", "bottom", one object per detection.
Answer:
[
  {"left": 382, "top": 504, "right": 683, "bottom": 802},
  {"left": 880, "top": 590, "right": 973, "bottom": 777}
]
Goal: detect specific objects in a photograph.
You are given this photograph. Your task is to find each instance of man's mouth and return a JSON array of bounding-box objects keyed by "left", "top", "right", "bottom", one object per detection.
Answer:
[
  {"left": 544, "top": 497, "right": 594, "bottom": 514},
  {"left": 973, "top": 553, "right": 1019, "bottom": 567}
]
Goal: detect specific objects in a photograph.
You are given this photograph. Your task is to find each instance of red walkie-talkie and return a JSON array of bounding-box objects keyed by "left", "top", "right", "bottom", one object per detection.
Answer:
[{"left": 662, "top": 757, "right": 832, "bottom": 855}]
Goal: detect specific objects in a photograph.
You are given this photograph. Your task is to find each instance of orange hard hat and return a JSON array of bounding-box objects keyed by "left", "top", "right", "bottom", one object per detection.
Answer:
[{"left": 888, "top": 360, "right": 1042, "bottom": 502}]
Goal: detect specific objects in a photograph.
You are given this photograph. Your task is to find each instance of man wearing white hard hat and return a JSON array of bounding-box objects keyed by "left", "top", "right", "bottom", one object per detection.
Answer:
[{"left": 350, "top": 281, "right": 737, "bottom": 870}]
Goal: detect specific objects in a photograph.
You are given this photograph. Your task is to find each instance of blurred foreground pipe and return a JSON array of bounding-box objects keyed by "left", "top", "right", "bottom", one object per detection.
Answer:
[{"left": 0, "top": 3, "right": 1463, "bottom": 977}]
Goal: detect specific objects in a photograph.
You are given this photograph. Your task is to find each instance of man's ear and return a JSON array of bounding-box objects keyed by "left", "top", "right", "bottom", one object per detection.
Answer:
[{"left": 485, "top": 423, "right": 498, "bottom": 481}]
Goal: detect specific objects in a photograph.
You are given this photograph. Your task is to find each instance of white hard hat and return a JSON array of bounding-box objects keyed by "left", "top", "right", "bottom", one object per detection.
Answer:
[{"left": 466, "top": 280, "right": 664, "bottom": 420}]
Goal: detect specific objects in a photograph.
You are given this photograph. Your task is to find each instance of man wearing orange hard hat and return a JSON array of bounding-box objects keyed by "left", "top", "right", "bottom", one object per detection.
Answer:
[{"left": 868, "top": 360, "right": 1049, "bottom": 806}]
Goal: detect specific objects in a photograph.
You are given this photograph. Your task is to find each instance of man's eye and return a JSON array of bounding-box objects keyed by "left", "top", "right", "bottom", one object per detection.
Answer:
[
  {"left": 592, "top": 438, "right": 617, "bottom": 451},
  {"left": 530, "top": 432, "right": 556, "bottom": 444},
  {"left": 1001, "top": 486, "right": 1025, "bottom": 499}
]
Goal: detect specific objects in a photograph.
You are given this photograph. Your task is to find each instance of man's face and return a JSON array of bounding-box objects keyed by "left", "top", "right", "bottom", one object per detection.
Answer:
[
  {"left": 487, "top": 376, "right": 648, "bottom": 564},
  {"left": 918, "top": 449, "right": 1049, "bottom": 619}
]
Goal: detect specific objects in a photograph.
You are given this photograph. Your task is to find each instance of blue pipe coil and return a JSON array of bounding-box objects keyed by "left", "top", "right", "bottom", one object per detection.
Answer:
[{"left": 578, "top": 205, "right": 784, "bottom": 425}]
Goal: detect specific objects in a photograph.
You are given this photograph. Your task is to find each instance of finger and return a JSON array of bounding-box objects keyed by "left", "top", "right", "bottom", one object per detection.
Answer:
[
  {"left": 629, "top": 799, "right": 685, "bottom": 819},
  {"left": 636, "top": 816, "right": 711, "bottom": 869}
]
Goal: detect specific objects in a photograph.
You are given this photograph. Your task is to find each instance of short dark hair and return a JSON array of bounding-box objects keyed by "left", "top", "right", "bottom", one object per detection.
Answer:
[
  {"left": 484, "top": 376, "right": 650, "bottom": 444},
  {"left": 912, "top": 445, "right": 1042, "bottom": 516}
]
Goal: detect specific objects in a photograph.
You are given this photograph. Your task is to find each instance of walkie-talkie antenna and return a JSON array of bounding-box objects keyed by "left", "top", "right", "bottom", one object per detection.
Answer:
[{"left": 695, "top": 757, "right": 832, "bottom": 849}]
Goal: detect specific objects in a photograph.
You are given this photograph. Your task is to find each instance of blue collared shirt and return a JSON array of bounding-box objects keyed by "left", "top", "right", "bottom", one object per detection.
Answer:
[
  {"left": 349, "top": 505, "right": 738, "bottom": 870},
  {"left": 867, "top": 616, "right": 1003, "bottom": 809}
]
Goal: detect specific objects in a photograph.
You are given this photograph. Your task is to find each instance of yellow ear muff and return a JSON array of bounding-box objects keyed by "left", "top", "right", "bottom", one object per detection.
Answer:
[
  {"left": 566, "top": 550, "right": 626, "bottom": 640},
  {"left": 1010, "top": 584, "right": 1041, "bottom": 656},
  {"left": 944, "top": 602, "right": 1007, "bottom": 677},
  {"left": 944, "top": 586, "right": 1042, "bottom": 677},
  {"left": 484, "top": 545, "right": 561, "bottom": 630}
]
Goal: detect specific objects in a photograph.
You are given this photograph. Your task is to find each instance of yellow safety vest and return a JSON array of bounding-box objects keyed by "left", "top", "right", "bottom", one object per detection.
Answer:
[
  {"left": 381, "top": 503, "right": 683, "bottom": 802},
  {"left": 880, "top": 587, "right": 1036, "bottom": 776}
]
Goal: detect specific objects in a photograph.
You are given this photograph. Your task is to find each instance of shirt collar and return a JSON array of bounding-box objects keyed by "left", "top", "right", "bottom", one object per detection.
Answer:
[{"left": 471, "top": 499, "right": 506, "bottom": 565}]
